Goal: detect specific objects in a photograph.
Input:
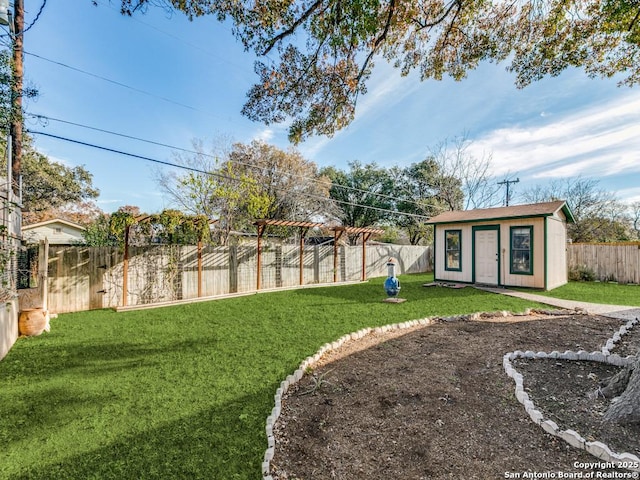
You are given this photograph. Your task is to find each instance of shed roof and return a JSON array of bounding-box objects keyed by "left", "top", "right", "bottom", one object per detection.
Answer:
[
  {"left": 23, "top": 218, "right": 86, "bottom": 231},
  {"left": 425, "top": 200, "right": 575, "bottom": 225}
]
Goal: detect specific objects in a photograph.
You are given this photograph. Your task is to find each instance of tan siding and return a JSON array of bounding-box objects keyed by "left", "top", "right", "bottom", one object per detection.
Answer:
[
  {"left": 24, "top": 222, "right": 85, "bottom": 245},
  {"left": 434, "top": 225, "right": 472, "bottom": 283},
  {"left": 498, "top": 218, "right": 545, "bottom": 289},
  {"left": 546, "top": 217, "right": 568, "bottom": 290}
]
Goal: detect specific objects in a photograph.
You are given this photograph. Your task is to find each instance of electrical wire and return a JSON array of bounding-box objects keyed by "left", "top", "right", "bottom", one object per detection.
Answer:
[
  {"left": 24, "top": 50, "right": 221, "bottom": 118},
  {"left": 27, "top": 129, "right": 431, "bottom": 220},
  {"left": 22, "top": 0, "right": 48, "bottom": 34},
  {"left": 26, "top": 112, "right": 432, "bottom": 211}
]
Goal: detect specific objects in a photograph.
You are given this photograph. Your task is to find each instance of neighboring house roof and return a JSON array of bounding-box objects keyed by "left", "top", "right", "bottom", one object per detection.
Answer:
[
  {"left": 23, "top": 218, "right": 87, "bottom": 245},
  {"left": 425, "top": 200, "right": 575, "bottom": 225},
  {"left": 23, "top": 218, "right": 87, "bottom": 232}
]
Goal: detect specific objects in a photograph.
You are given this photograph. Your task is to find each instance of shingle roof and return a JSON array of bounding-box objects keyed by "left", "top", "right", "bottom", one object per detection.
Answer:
[
  {"left": 425, "top": 200, "right": 574, "bottom": 225},
  {"left": 23, "top": 218, "right": 86, "bottom": 231}
]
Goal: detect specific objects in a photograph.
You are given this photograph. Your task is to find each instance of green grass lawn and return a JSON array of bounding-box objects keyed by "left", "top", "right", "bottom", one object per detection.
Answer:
[
  {"left": 0, "top": 273, "right": 551, "bottom": 479},
  {"left": 519, "top": 281, "right": 640, "bottom": 307}
]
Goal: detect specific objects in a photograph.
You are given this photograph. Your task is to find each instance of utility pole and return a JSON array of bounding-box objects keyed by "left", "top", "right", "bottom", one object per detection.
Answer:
[
  {"left": 497, "top": 178, "right": 519, "bottom": 206},
  {"left": 10, "top": 0, "right": 24, "bottom": 197}
]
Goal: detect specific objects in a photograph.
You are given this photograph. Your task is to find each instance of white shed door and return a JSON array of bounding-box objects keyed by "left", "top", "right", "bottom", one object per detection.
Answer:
[{"left": 475, "top": 230, "right": 499, "bottom": 285}]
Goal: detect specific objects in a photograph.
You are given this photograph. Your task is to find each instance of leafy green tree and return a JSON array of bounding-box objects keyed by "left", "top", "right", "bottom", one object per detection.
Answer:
[
  {"left": 158, "top": 140, "right": 334, "bottom": 244},
  {"left": 19, "top": 136, "right": 99, "bottom": 215},
  {"left": 394, "top": 159, "right": 463, "bottom": 245},
  {"left": 0, "top": 135, "right": 99, "bottom": 218},
  {"left": 1, "top": 48, "right": 98, "bottom": 219},
  {"left": 228, "top": 140, "right": 334, "bottom": 223},
  {"left": 321, "top": 161, "right": 394, "bottom": 243},
  {"left": 82, "top": 213, "right": 118, "bottom": 246},
  {"left": 112, "top": 1, "right": 640, "bottom": 141}
]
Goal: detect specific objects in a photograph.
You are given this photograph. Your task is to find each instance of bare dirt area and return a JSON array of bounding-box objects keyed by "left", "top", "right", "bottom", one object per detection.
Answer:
[{"left": 270, "top": 312, "right": 640, "bottom": 480}]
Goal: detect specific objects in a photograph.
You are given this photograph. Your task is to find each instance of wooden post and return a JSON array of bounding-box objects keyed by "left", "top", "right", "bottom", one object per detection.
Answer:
[
  {"left": 333, "top": 229, "right": 338, "bottom": 283},
  {"left": 10, "top": 0, "right": 24, "bottom": 196},
  {"left": 333, "top": 229, "right": 344, "bottom": 283},
  {"left": 40, "top": 238, "right": 49, "bottom": 312},
  {"left": 197, "top": 239, "right": 203, "bottom": 297},
  {"left": 122, "top": 225, "right": 130, "bottom": 307},
  {"left": 361, "top": 232, "right": 372, "bottom": 281},
  {"left": 256, "top": 223, "right": 265, "bottom": 290},
  {"left": 299, "top": 227, "right": 309, "bottom": 286}
]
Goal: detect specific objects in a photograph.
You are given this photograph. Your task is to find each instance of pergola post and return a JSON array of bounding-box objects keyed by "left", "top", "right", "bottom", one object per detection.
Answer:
[
  {"left": 197, "top": 239, "right": 203, "bottom": 297},
  {"left": 331, "top": 226, "right": 383, "bottom": 283},
  {"left": 256, "top": 223, "right": 266, "bottom": 291},
  {"left": 254, "top": 219, "right": 323, "bottom": 290},
  {"left": 299, "top": 227, "right": 310, "bottom": 286},
  {"left": 333, "top": 228, "right": 343, "bottom": 283},
  {"left": 361, "top": 232, "right": 373, "bottom": 281},
  {"left": 123, "top": 225, "right": 130, "bottom": 307}
]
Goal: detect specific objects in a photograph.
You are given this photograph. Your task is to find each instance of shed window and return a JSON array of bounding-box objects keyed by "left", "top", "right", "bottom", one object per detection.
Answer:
[
  {"left": 445, "top": 230, "right": 462, "bottom": 271},
  {"left": 511, "top": 226, "right": 533, "bottom": 274}
]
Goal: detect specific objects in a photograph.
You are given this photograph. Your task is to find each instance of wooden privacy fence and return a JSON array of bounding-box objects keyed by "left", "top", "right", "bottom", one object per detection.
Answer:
[
  {"left": 46, "top": 244, "right": 433, "bottom": 313},
  {"left": 567, "top": 243, "right": 640, "bottom": 284}
]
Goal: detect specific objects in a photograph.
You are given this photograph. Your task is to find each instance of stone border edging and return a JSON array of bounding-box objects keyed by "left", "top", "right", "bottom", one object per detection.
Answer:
[
  {"left": 262, "top": 311, "right": 640, "bottom": 479},
  {"left": 262, "top": 315, "right": 440, "bottom": 479},
  {"left": 503, "top": 317, "right": 640, "bottom": 473},
  {"left": 262, "top": 307, "right": 585, "bottom": 479}
]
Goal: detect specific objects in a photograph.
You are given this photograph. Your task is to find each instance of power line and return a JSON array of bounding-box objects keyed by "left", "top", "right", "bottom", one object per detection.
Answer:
[
  {"left": 28, "top": 130, "right": 431, "bottom": 220},
  {"left": 93, "top": 0, "right": 248, "bottom": 71},
  {"left": 22, "top": 0, "right": 47, "bottom": 34},
  {"left": 26, "top": 112, "right": 431, "bottom": 210},
  {"left": 24, "top": 50, "right": 220, "bottom": 118}
]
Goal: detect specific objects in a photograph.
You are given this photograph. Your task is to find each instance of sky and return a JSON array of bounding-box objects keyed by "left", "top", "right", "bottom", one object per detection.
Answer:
[{"left": 8, "top": 0, "right": 640, "bottom": 215}]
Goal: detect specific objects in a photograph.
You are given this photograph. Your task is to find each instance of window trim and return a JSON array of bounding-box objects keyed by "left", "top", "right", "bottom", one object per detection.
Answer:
[
  {"left": 444, "top": 229, "right": 462, "bottom": 272},
  {"left": 510, "top": 226, "right": 533, "bottom": 275}
]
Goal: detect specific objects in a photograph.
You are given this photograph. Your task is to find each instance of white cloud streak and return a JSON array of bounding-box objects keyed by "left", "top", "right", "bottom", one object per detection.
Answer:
[{"left": 467, "top": 91, "right": 640, "bottom": 180}]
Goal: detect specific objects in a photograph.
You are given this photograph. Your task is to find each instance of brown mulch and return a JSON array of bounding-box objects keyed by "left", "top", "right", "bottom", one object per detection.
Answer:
[{"left": 270, "top": 312, "right": 640, "bottom": 480}]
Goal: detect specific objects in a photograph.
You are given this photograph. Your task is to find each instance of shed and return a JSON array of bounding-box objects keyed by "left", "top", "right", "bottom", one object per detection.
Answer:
[
  {"left": 426, "top": 201, "right": 575, "bottom": 290},
  {"left": 22, "top": 218, "right": 86, "bottom": 245}
]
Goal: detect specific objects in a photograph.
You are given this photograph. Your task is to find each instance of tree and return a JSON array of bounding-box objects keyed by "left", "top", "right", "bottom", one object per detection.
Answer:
[
  {"left": 630, "top": 202, "right": 640, "bottom": 240},
  {"left": 427, "top": 135, "right": 502, "bottom": 210},
  {"left": 158, "top": 139, "right": 335, "bottom": 244},
  {"left": 0, "top": 134, "right": 100, "bottom": 218},
  {"left": 19, "top": 138, "right": 99, "bottom": 215},
  {"left": 82, "top": 213, "right": 118, "bottom": 247},
  {"left": 227, "top": 140, "right": 336, "bottom": 223},
  {"left": 22, "top": 200, "right": 104, "bottom": 226},
  {"left": 521, "top": 178, "right": 631, "bottom": 242},
  {"left": 394, "top": 159, "right": 462, "bottom": 245},
  {"left": 321, "top": 161, "right": 394, "bottom": 243},
  {"left": 112, "top": 1, "right": 640, "bottom": 142}
]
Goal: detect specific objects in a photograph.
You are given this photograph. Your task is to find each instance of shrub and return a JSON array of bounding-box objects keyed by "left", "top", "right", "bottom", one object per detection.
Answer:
[{"left": 568, "top": 265, "right": 596, "bottom": 282}]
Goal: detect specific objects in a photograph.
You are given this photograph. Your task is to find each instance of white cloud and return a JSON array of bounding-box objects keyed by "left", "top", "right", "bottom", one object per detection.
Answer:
[
  {"left": 617, "top": 187, "right": 640, "bottom": 204},
  {"left": 468, "top": 91, "right": 640, "bottom": 180},
  {"left": 299, "top": 61, "right": 421, "bottom": 160},
  {"left": 254, "top": 127, "right": 275, "bottom": 143}
]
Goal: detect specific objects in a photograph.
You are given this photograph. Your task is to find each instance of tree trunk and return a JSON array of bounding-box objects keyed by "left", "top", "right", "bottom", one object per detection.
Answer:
[{"left": 602, "top": 356, "right": 640, "bottom": 424}]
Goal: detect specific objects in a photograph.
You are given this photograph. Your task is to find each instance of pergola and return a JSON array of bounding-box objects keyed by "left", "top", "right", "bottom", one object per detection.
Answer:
[
  {"left": 254, "top": 220, "right": 384, "bottom": 290},
  {"left": 254, "top": 219, "right": 324, "bottom": 290},
  {"left": 330, "top": 226, "right": 385, "bottom": 282},
  {"left": 122, "top": 215, "right": 218, "bottom": 306}
]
